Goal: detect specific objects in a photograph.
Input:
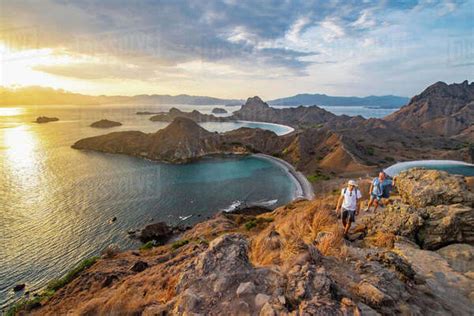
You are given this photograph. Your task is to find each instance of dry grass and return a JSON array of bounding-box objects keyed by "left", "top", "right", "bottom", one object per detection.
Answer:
[
  {"left": 364, "top": 231, "right": 396, "bottom": 249},
  {"left": 249, "top": 199, "right": 348, "bottom": 266}
]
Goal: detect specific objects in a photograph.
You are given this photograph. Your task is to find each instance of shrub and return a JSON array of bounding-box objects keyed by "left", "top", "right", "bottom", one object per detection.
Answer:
[
  {"left": 171, "top": 239, "right": 189, "bottom": 250},
  {"left": 7, "top": 256, "right": 97, "bottom": 315},
  {"left": 366, "top": 147, "right": 375, "bottom": 156},
  {"left": 46, "top": 256, "right": 99, "bottom": 292},
  {"left": 384, "top": 156, "right": 395, "bottom": 162},
  {"left": 244, "top": 217, "right": 273, "bottom": 231},
  {"left": 139, "top": 241, "right": 154, "bottom": 251},
  {"left": 307, "top": 172, "right": 330, "bottom": 182}
]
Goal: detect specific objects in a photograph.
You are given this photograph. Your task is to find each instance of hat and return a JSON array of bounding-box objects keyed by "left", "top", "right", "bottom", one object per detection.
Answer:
[{"left": 348, "top": 180, "right": 358, "bottom": 187}]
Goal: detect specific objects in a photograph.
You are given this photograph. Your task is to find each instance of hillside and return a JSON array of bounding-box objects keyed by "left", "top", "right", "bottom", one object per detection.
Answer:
[
  {"left": 385, "top": 80, "right": 474, "bottom": 139},
  {"left": 269, "top": 94, "right": 408, "bottom": 108},
  {"left": 15, "top": 169, "right": 474, "bottom": 315}
]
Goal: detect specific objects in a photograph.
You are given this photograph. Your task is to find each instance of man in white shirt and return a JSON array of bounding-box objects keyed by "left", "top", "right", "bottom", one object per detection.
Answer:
[{"left": 335, "top": 180, "right": 362, "bottom": 237}]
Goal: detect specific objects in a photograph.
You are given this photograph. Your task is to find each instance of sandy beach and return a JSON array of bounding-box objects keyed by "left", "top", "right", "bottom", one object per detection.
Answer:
[{"left": 254, "top": 153, "right": 315, "bottom": 200}]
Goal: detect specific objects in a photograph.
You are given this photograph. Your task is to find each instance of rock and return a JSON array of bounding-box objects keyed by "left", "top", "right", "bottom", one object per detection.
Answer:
[
  {"left": 90, "top": 119, "right": 122, "bottom": 128},
  {"left": 396, "top": 169, "right": 474, "bottom": 208},
  {"left": 436, "top": 243, "right": 474, "bottom": 274},
  {"left": 135, "top": 222, "right": 172, "bottom": 243},
  {"left": 361, "top": 170, "right": 474, "bottom": 250},
  {"left": 130, "top": 260, "right": 148, "bottom": 272},
  {"left": 236, "top": 281, "right": 256, "bottom": 296},
  {"left": 255, "top": 293, "right": 271, "bottom": 309},
  {"left": 108, "top": 216, "right": 117, "bottom": 223},
  {"left": 101, "top": 244, "right": 120, "bottom": 258},
  {"left": 174, "top": 289, "right": 201, "bottom": 314},
  {"left": 36, "top": 116, "right": 59, "bottom": 123},
  {"left": 395, "top": 240, "right": 474, "bottom": 314},
  {"left": 417, "top": 204, "right": 474, "bottom": 249},
  {"left": 102, "top": 274, "right": 118, "bottom": 287},
  {"left": 356, "top": 281, "right": 393, "bottom": 307},
  {"left": 13, "top": 283, "right": 25, "bottom": 292}
]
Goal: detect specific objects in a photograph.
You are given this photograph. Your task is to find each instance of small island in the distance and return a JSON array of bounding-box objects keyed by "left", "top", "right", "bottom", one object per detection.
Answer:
[
  {"left": 90, "top": 119, "right": 122, "bottom": 128},
  {"left": 212, "top": 107, "right": 228, "bottom": 114},
  {"left": 35, "top": 116, "right": 59, "bottom": 124}
]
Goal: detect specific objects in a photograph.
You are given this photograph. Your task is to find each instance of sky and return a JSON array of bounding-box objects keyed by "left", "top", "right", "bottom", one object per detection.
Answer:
[{"left": 0, "top": 0, "right": 472, "bottom": 99}]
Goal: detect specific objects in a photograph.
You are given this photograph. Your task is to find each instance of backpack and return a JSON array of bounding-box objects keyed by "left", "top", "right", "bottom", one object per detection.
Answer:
[
  {"left": 343, "top": 188, "right": 360, "bottom": 197},
  {"left": 381, "top": 179, "right": 393, "bottom": 198}
]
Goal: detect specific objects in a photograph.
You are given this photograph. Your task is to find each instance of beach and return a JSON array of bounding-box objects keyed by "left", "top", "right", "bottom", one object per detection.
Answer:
[{"left": 254, "top": 153, "right": 315, "bottom": 200}]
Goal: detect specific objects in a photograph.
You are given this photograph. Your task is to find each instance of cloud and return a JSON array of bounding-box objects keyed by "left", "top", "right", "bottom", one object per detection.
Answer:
[{"left": 0, "top": 0, "right": 472, "bottom": 97}]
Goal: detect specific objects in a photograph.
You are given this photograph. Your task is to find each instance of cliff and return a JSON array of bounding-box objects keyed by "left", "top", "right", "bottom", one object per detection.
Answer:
[{"left": 19, "top": 169, "right": 474, "bottom": 315}]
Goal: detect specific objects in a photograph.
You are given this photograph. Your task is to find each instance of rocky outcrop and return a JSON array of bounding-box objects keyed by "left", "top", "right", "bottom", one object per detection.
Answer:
[
  {"left": 35, "top": 116, "right": 59, "bottom": 123},
  {"left": 396, "top": 168, "right": 474, "bottom": 207},
  {"left": 90, "top": 119, "right": 122, "bottom": 128},
  {"left": 361, "top": 169, "right": 474, "bottom": 250},
  {"left": 385, "top": 80, "right": 474, "bottom": 139}
]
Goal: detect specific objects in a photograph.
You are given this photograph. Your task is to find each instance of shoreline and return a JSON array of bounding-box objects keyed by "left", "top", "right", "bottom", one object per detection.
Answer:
[
  {"left": 234, "top": 120, "right": 295, "bottom": 135},
  {"left": 253, "top": 153, "right": 315, "bottom": 200}
]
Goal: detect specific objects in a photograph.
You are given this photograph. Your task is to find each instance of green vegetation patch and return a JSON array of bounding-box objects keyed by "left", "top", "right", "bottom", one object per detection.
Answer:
[
  {"left": 46, "top": 256, "right": 99, "bottom": 292},
  {"left": 139, "top": 241, "right": 155, "bottom": 251},
  {"left": 307, "top": 172, "right": 330, "bottom": 182},
  {"left": 171, "top": 239, "right": 189, "bottom": 250},
  {"left": 7, "top": 257, "right": 98, "bottom": 315},
  {"left": 244, "top": 217, "right": 274, "bottom": 231}
]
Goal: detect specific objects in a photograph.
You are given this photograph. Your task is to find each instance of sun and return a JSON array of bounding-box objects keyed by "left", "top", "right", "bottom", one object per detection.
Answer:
[{"left": 0, "top": 42, "right": 85, "bottom": 90}]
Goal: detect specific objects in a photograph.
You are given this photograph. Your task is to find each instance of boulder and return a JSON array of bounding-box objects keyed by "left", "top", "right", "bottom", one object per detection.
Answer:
[
  {"left": 135, "top": 222, "right": 172, "bottom": 243},
  {"left": 396, "top": 168, "right": 473, "bottom": 207},
  {"left": 13, "top": 283, "right": 26, "bottom": 292},
  {"left": 436, "top": 243, "right": 474, "bottom": 274},
  {"left": 130, "top": 260, "right": 148, "bottom": 273},
  {"left": 254, "top": 293, "right": 271, "bottom": 309},
  {"left": 236, "top": 282, "right": 256, "bottom": 296}
]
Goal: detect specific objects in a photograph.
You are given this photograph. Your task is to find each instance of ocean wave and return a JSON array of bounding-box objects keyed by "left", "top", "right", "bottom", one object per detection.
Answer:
[{"left": 221, "top": 200, "right": 242, "bottom": 212}]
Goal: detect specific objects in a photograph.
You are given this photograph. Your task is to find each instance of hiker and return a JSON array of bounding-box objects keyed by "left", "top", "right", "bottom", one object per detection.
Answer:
[
  {"left": 335, "top": 180, "right": 362, "bottom": 237},
  {"left": 366, "top": 171, "right": 387, "bottom": 213}
]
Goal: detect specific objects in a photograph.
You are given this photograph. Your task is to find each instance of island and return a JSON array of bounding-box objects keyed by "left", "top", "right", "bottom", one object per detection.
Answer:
[
  {"left": 73, "top": 81, "right": 474, "bottom": 178},
  {"left": 90, "top": 119, "right": 122, "bottom": 128},
  {"left": 35, "top": 116, "right": 59, "bottom": 123},
  {"left": 211, "top": 107, "right": 228, "bottom": 114}
]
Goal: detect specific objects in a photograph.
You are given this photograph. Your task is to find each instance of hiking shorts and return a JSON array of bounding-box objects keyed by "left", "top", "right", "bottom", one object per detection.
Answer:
[
  {"left": 342, "top": 208, "right": 356, "bottom": 223},
  {"left": 371, "top": 193, "right": 382, "bottom": 201}
]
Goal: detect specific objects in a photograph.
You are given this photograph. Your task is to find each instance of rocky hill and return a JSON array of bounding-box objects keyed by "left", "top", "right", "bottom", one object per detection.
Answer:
[
  {"left": 16, "top": 169, "right": 473, "bottom": 315},
  {"left": 385, "top": 80, "right": 474, "bottom": 139},
  {"left": 231, "top": 96, "right": 343, "bottom": 127},
  {"left": 73, "top": 117, "right": 222, "bottom": 163}
]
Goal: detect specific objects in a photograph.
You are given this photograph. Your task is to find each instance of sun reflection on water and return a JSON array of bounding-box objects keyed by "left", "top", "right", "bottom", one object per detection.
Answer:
[
  {"left": 1, "top": 125, "right": 40, "bottom": 192},
  {"left": 0, "top": 107, "right": 24, "bottom": 117}
]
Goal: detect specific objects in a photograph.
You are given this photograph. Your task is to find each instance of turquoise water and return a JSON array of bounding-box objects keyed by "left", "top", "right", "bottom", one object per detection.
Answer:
[
  {"left": 0, "top": 104, "right": 296, "bottom": 308},
  {"left": 384, "top": 160, "right": 474, "bottom": 177}
]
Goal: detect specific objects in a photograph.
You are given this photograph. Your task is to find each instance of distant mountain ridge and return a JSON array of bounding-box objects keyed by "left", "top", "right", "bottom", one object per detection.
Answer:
[
  {"left": 0, "top": 86, "right": 243, "bottom": 106},
  {"left": 268, "top": 93, "right": 409, "bottom": 108},
  {"left": 0, "top": 86, "right": 406, "bottom": 108}
]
